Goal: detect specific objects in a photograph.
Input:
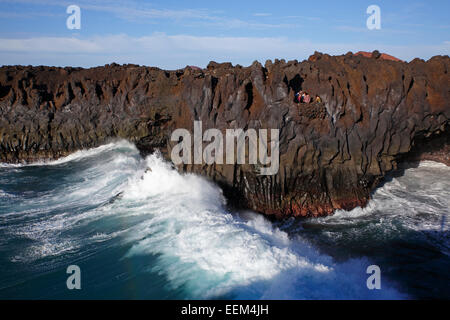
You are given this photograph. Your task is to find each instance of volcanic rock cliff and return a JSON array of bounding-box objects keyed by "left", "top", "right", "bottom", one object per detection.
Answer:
[{"left": 0, "top": 51, "right": 449, "bottom": 218}]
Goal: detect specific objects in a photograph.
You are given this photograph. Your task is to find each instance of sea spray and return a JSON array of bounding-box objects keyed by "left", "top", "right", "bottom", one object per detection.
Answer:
[{"left": 2, "top": 141, "right": 447, "bottom": 299}]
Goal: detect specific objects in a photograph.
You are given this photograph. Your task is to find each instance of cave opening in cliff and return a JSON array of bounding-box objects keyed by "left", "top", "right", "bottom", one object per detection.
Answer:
[
  {"left": 399, "top": 123, "right": 449, "bottom": 166},
  {"left": 377, "top": 123, "right": 450, "bottom": 191},
  {"left": 285, "top": 74, "right": 304, "bottom": 96}
]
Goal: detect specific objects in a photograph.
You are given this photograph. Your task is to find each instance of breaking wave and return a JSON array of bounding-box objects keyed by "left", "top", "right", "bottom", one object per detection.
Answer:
[{"left": 2, "top": 141, "right": 447, "bottom": 299}]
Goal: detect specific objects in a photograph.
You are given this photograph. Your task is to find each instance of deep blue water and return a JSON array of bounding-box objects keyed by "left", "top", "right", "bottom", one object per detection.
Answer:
[{"left": 0, "top": 141, "right": 448, "bottom": 299}]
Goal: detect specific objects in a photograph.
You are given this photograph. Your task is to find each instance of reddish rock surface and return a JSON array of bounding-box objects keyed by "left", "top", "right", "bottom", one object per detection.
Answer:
[
  {"left": 354, "top": 50, "right": 403, "bottom": 62},
  {"left": 0, "top": 51, "right": 449, "bottom": 218}
]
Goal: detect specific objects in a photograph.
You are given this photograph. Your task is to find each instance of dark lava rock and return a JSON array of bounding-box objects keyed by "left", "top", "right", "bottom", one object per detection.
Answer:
[{"left": 0, "top": 53, "right": 449, "bottom": 218}]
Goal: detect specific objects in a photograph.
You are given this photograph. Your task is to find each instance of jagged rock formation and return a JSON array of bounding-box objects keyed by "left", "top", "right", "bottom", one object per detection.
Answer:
[{"left": 0, "top": 52, "right": 449, "bottom": 218}]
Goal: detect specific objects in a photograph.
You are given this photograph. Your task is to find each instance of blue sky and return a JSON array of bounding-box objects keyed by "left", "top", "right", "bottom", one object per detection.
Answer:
[{"left": 0, "top": 0, "right": 448, "bottom": 68}]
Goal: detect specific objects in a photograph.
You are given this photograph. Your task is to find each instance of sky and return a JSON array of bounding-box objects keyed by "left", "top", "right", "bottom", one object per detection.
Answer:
[{"left": 0, "top": 0, "right": 448, "bottom": 69}]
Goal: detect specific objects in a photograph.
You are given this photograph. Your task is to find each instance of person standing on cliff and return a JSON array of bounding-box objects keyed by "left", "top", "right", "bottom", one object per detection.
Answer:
[
  {"left": 300, "top": 92, "right": 306, "bottom": 103},
  {"left": 303, "top": 92, "right": 311, "bottom": 103},
  {"left": 295, "top": 91, "right": 303, "bottom": 104}
]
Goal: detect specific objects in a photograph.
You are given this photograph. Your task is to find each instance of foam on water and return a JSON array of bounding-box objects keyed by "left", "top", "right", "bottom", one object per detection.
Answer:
[
  {"left": 3, "top": 141, "right": 447, "bottom": 299},
  {"left": 304, "top": 161, "right": 450, "bottom": 248},
  {"left": 0, "top": 140, "right": 131, "bottom": 168},
  {"left": 118, "top": 153, "right": 404, "bottom": 299}
]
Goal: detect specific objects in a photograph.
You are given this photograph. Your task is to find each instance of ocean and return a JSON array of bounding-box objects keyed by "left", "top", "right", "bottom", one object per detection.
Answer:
[{"left": 0, "top": 141, "right": 448, "bottom": 299}]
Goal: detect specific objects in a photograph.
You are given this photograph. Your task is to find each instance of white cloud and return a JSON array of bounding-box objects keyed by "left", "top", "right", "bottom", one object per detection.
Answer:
[
  {"left": 0, "top": 0, "right": 217, "bottom": 21},
  {"left": 285, "top": 15, "right": 321, "bottom": 21},
  {"left": 253, "top": 13, "right": 272, "bottom": 17},
  {"left": 0, "top": 0, "right": 301, "bottom": 31},
  {"left": 193, "top": 18, "right": 299, "bottom": 30},
  {"left": 0, "top": 11, "right": 61, "bottom": 18},
  {"left": 335, "top": 25, "right": 415, "bottom": 35},
  {"left": 0, "top": 37, "right": 102, "bottom": 53},
  {"left": 0, "top": 33, "right": 448, "bottom": 69}
]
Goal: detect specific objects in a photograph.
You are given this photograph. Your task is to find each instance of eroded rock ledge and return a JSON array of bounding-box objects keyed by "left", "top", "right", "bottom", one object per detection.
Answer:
[{"left": 0, "top": 52, "right": 449, "bottom": 218}]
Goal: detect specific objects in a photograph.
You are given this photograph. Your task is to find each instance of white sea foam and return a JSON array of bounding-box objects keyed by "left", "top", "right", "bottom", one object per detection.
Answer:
[
  {"left": 318, "top": 161, "right": 450, "bottom": 232},
  {"left": 6, "top": 141, "right": 448, "bottom": 299},
  {"left": 0, "top": 140, "right": 134, "bottom": 168},
  {"left": 118, "top": 153, "right": 405, "bottom": 299},
  {"left": 0, "top": 189, "right": 15, "bottom": 199}
]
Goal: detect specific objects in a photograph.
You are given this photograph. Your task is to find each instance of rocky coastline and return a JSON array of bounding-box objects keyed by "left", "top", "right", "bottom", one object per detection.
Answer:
[{"left": 1, "top": 51, "right": 448, "bottom": 218}]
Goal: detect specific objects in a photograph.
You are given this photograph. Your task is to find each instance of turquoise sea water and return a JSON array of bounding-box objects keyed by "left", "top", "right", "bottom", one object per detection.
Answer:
[{"left": 0, "top": 141, "right": 448, "bottom": 299}]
